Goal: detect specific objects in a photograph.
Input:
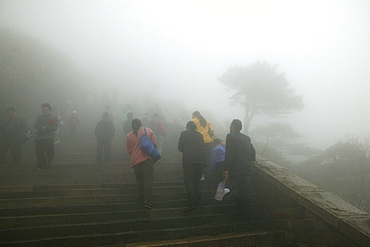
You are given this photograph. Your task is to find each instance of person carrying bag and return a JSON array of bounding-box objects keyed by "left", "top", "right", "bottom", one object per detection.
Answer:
[{"left": 126, "top": 119, "right": 158, "bottom": 210}]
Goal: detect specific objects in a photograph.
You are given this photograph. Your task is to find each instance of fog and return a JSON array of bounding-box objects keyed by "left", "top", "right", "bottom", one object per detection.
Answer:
[{"left": 1, "top": 0, "right": 369, "bottom": 149}]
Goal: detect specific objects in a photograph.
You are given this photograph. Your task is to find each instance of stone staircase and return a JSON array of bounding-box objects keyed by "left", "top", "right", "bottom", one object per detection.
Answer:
[{"left": 0, "top": 127, "right": 291, "bottom": 246}]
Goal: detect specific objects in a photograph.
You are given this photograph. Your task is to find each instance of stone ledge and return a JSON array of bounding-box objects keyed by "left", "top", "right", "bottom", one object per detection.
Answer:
[{"left": 253, "top": 156, "right": 370, "bottom": 247}]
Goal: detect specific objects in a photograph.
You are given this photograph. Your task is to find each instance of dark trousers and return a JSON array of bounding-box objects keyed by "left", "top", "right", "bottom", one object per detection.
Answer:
[
  {"left": 35, "top": 139, "right": 54, "bottom": 168},
  {"left": 0, "top": 137, "right": 21, "bottom": 166},
  {"left": 230, "top": 175, "right": 250, "bottom": 215},
  {"left": 213, "top": 161, "right": 226, "bottom": 189},
  {"left": 183, "top": 163, "right": 204, "bottom": 207},
  {"left": 134, "top": 159, "right": 155, "bottom": 204},
  {"left": 96, "top": 138, "right": 111, "bottom": 162},
  {"left": 203, "top": 142, "right": 213, "bottom": 180}
]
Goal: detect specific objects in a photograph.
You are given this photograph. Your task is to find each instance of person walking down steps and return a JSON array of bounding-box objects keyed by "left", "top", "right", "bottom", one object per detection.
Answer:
[{"left": 34, "top": 103, "right": 58, "bottom": 169}]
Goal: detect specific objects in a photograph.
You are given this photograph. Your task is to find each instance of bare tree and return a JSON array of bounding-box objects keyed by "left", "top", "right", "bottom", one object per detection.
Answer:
[{"left": 219, "top": 61, "right": 303, "bottom": 133}]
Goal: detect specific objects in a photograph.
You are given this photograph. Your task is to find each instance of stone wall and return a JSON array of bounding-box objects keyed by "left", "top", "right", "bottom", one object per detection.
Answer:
[{"left": 248, "top": 156, "right": 370, "bottom": 247}]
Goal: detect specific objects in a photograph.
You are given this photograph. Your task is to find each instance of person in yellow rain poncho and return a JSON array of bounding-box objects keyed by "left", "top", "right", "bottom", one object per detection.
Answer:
[{"left": 191, "top": 111, "right": 214, "bottom": 180}]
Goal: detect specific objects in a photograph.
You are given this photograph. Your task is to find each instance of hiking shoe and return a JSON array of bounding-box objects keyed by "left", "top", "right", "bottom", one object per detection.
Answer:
[{"left": 143, "top": 204, "right": 154, "bottom": 210}]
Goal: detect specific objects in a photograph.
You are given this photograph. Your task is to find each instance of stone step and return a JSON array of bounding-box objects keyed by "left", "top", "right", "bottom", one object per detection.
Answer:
[
  {"left": 0, "top": 202, "right": 235, "bottom": 229},
  {"left": 0, "top": 197, "right": 294, "bottom": 225},
  {"left": 125, "top": 231, "right": 287, "bottom": 247},
  {"left": 0, "top": 174, "right": 184, "bottom": 186},
  {"left": 0, "top": 182, "right": 216, "bottom": 206},
  {"left": 0, "top": 188, "right": 121, "bottom": 199},
  {"left": 0, "top": 213, "right": 262, "bottom": 244},
  {"left": 2, "top": 152, "right": 182, "bottom": 163},
  {"left": 0, "top": 161, "right": 187, "bottom": 186},
  {"left": 0, "top": 183, "right": 206, "bottom": 200},
  {"left": 0, "top": 197, "right": 226, "bottom": 218},
  {"left": 0, "top": 181, "right": 187, "bottom": 193},
  {"left": 0, "top": 162, "right": 183, "bottom": 172},
  {"left": 0, "top": 221, "right": 273, "bottom": 247},
  {"left": 0, "top": 187, "right": 216, "bottom": 208}
]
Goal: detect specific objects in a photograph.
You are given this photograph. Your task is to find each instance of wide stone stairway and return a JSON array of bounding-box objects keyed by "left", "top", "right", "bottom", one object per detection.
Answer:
[{"left": 0, "top": 126, "right": 293, "bottom": 247}]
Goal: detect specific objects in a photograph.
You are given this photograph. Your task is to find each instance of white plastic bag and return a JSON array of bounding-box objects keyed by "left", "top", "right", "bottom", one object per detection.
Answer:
[
  {"left": 215, "top": 181, "right": 226, "bottom": 201},
  {"left": 215, "top": 174, "right": 230, "bottom": 201}
]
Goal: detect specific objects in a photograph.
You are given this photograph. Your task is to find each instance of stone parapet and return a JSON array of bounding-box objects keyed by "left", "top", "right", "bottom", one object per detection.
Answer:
[{"left": 252, "top": 156, "right": 370, "bottom": 247}]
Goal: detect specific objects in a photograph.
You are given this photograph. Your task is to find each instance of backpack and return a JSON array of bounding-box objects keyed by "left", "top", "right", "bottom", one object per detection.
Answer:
[{"left": 140, "top": 128, "right": 161, "bottom": 160}]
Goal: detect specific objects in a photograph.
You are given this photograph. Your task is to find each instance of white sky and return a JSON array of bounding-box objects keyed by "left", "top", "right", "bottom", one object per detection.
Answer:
[{"left": 1, "top": 0, "right": 369, "bottom": 149}]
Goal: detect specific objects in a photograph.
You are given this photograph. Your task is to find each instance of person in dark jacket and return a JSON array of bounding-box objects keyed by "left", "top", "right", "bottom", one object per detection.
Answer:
[
  {"left": 178, "top": 121, "right": 207, "bottom": 212},
  {"left": 0, "top": 107, "right": 28, "bottom": 166},
  {"left": 123, "top": 112, "right": 134, "bottom": 136},
  {"left": 223, "top": 119, "right": 256, "bottom": 216},
  {"left": 34, "top": 103, "right": 58, "bottom": 169},
  {"left": 94, "top": 112, "right": 116, "bottom": 163}
]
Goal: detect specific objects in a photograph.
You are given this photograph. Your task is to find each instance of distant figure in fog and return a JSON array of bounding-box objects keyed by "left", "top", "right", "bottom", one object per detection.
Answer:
[
  {"left": 126, "top": 119, "right": 157, "bottom": 210},
  {"left": 191, "top": 111, "right": 214, "bottom": 180},
  {"left": 94, "top": 112, "right": 116, "bottom": 163},
  {"left": 149, "top": 113, "right": 167, "bottom": 155},
  {"left": 34, "top": 103, "right": 58, "bottom": 169},
  {"left": 120, "top": 104, "right": 132, "bottom": 131},
  {"left": 148, "top": 103, "right": 163, "bottom": 119},
  {"left": 141, "top": 113, "right": 151, "bottom": 127},
  {"left": 0, "top": 107, "right": 28, "bottom": 166},
  {"left": 67, "top": 111, "right": 80, "bottom": 138},
  {"left": 178, "top": 121, "right": 206, "bottom": 212},
  {"left": 123, "top": 112, "right": 134, "bottom": 136},
  {"left": 104, "top": 105, "right": 114, "bottom": 121},
  {"left": 223, "top": 119, "right": 256, "bottom": 217},
  {"left": 163, "top": 109, "right": 174, "bottom": 125},
  {"left": 163, "top": 109, "right": 175, "bottom": 134}
]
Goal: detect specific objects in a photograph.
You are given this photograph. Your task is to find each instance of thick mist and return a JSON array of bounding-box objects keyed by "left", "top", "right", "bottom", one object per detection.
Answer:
[{"left": 1, "top": 0, "right": 370, "bottom": 149}]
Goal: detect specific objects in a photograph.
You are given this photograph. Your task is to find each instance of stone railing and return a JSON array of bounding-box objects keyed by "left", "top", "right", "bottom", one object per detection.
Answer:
[{"left": 249, "top": 156, "right": 370, "bottom": 247}]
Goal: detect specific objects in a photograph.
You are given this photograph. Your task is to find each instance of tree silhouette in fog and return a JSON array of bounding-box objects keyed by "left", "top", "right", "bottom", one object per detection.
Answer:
[
  {"left": 292, "top": 135, "right": 370, "bottom": 213},
  {"left": 250, "top": 122, "right": 303, "bottom": 158},
  {"left": 0, "top": 28, "right": 87, "bottom": 117},
  {"left": 219, "top": 61, "right": 304, "bottom": 133}
]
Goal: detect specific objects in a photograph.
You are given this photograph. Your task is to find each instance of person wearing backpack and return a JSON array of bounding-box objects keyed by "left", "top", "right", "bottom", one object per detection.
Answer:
[
  {"left": 126, "top": 119, "right": 158, "bottom": 210},
  {"left": 94, "top": 112, "right": 116, "bottom": 163}
]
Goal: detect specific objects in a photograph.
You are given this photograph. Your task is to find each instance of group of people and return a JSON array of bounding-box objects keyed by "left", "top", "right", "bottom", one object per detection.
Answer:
[
  {"left": 94, "top": 107, "right": 168, "bottom": 164},
  {"left": 178, "top": 112, "right": 256, "bottom": 215},
  {"left": 126, "top": 110, "right": 256, "bottom": 217},
  {"left": 1, "top": 104, "right": 256, "bottom": 217},
  {"left": 0, "top": 104, "right": 59, "bottom": 169}
]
